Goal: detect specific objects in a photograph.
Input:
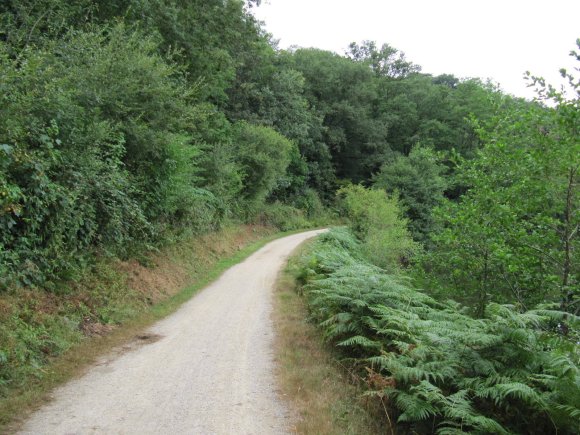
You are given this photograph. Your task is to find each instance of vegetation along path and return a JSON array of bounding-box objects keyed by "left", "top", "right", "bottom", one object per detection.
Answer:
[{"left": 18, "top": 230, "right": 327, "bottom": 435}]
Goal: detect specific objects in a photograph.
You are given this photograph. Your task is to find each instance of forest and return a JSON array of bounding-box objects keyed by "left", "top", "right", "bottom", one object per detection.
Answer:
[{"left": 0, "top": 0, "right": 578, "bottom": 433}]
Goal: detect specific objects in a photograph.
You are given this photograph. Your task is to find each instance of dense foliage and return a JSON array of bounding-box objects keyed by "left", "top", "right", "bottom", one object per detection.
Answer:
[
  {"left": 338, "top": 184, "right": 419, "bottom": 271},
  {"left": 0, "top": 1, "right": 305, "bottom": 287},
  {"left": 0, "top": 26, "right": 195, "bottom": 287},
  {"left": 296, "top": 228, "right": 579, "bottom": 434},
  {"left": 0, "top": 0, "right": 510, "bottom": 288},
  {"left": 423, "top": 46, "right": 579, "bottom": 314},
  {"left": 373, "top": 146, "right": 447, "bottom": 243}
]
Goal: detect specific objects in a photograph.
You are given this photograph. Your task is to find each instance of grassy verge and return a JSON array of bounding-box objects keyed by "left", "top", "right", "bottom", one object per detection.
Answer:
[
  {"left": 273, "top": 243, "right": 385, "bottom": 435},
  {"left": 0, "top": 224, "right": 313, "bottom": 433}
]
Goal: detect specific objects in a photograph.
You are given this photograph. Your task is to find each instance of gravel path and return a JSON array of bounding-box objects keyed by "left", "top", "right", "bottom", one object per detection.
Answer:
[{"left": 19, "top": 229, "right": 326, "bottom": 435}]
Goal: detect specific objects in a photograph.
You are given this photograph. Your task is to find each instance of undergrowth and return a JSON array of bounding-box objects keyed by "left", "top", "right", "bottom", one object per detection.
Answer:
[{"left": 295, "top": 228, "right": 580, "bottom": 434}]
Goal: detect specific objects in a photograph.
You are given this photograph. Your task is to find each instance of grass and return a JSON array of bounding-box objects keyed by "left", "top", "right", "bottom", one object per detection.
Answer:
[
  {"left": 0, "top": 224, "right": 316, "bottom": 434},
  {"left": 273, "top": 243, "right": 385, "bottom": 435}
]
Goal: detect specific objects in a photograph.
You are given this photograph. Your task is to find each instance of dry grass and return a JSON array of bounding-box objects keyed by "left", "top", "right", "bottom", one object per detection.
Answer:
[
  {"left": 273, "top": 248, "right": 387, "bottom": 435},
  {"left": 116, "top": 224, "right": 275, "bottom": 304}
]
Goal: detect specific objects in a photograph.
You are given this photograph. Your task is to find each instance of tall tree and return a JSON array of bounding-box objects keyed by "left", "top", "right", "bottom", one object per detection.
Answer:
[
  {"left": 373, "top": 146, "right": 447, "bottom": 243},
  {"left": 291, "top": 48, "right": 389, "bottom": 182},
  {"left": 347, "top": 40, "right": 420, "bottom": 78}
]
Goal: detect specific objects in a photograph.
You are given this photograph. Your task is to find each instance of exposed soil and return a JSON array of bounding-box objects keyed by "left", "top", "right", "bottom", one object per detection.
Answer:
[{"left": 116, "top": 224, "right": 275, "bottom": 305}]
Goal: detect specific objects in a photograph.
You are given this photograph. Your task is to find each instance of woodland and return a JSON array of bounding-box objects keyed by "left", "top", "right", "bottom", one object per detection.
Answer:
[{"left": 0, "top": 1, "right": 578, "bottom": 433}]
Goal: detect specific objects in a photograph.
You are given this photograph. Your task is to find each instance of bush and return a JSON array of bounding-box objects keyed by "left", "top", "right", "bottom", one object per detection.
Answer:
[
  {"left": 232, "top": 122, "right": 294, "bottom": 204},
  {"left": 337, "top": 184, "right": 419, "bottom": 271},
  {"left": 0, "top": 25, "right": 203, "bottom": 287},
  {"left": 291, "top": 188, "right": 326, "bottom": 218},
  {"left": 252, "top": 202, "right": 310, "bottom": 232}
]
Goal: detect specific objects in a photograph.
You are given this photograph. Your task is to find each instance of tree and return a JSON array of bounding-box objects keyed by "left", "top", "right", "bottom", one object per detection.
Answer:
[
  {"left": 426, "top": 42, "right": 580, "bottom": 312},
  {"left": 0, "top": 0, "right": 94, "bottom": 51},
  {"left": 347, "top": 40, "right": 420, "bottom": 78},
  {"left": 373, "top": 146, "right": 447, "bottom": 243},
  {"left": 291, "top": 48, "right": 389, "bottom": 182},
  {"left": 226, "top": 64, "right": 335, "bottom": 199},
  {"left": 0, "top": 25, "right": 205, "bottom": 286},
  {"left": 231, "top": 122, "right": 294, "bottom": 204}
]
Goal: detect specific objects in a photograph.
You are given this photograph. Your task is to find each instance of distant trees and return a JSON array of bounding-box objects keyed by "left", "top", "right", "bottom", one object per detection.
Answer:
[
  {"left": 289, "top": 48, "right": 384, "bottom": 183},
  {"left": 287, "top": 46, "right": 503, "bottom": 187},
  {"left": 346, "top": 40, "right": 420, "bottom": 78},
  {"left": 373, "top": 147, "right": 447, "bottom": 243}
]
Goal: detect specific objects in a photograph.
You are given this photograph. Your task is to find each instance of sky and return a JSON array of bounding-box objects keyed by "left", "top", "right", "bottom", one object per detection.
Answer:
[{"left": 252, "top": 0, "right": 580, "bottom": 100}]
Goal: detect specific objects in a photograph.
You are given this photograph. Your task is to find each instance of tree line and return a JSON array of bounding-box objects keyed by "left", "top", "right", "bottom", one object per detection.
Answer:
[
  {"left": 1, "top": 0, "right": 577, "bottom": 348},
  {"left": 1, "top": 0, "right": 528, "bottom": 289}
]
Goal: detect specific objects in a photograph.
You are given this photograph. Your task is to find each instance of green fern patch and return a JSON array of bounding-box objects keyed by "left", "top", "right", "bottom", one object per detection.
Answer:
[{"left": 297, "top": 229, "right": 580, "bottom": 434}]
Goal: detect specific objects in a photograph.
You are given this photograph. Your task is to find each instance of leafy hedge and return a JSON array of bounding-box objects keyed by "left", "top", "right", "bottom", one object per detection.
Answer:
[
  {"left": 297, "top": 229, "right": 580, "bottom": 434},
  {"left": 0, "top": 25, "right": 298, "bottom": 289}
]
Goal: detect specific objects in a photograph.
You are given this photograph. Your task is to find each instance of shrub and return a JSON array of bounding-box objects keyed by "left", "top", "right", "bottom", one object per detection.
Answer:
[
  {"left": 252, "top": 202, "right": 309, "bottom": 232},
  {"left": 291, "top": 188, "right": 326, "bottom": 218},
  {"left": 0, "top": 25, "right": 203, "bottom": 287},
  {"left": 337, "top": 184, "right": 419, "bottom": 271},
  {"left": 232, "top": 122, "right": 294, "bottom": 204}
]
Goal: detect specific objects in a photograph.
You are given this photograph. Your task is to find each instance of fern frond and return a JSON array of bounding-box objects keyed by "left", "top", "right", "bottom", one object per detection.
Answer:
[
  {"left": 338, "top": 335, "right": 381, "bottom": 350},
  {"left": 294, "top": 228, "right": 580, "bottom": 434},
  {"left": 395, "top": 390, "right": 439, "bottom": 422}
]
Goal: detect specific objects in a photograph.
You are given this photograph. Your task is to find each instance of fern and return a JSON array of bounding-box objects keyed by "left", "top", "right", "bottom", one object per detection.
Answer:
[
  {"left": 295, "top": 228, "right": 580, "bottom": 434},
  {"left": 338, "top": 335, "right": 382, "bottom": 350},
  {"left": 395, "top": 389, "right": 439, "bottom": 422}
]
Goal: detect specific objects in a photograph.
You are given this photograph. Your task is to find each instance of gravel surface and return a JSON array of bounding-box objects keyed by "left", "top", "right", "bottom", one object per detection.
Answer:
[{"left": 19, "top": 229, "right": 326, "bottom": 435}]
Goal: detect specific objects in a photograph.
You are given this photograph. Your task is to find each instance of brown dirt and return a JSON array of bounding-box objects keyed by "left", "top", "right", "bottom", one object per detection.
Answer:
[
  {"left": 0, "top": 225, "right": 276, "bottom": 348},
  {"left": 116, "top": 258, "right": 186, "bottom": 305},
  {"left": 79, "top": 320, "right": 115, "bottom": 337},
  {"left": 115, "top": 224, "right": 274, "bottom": 305}
]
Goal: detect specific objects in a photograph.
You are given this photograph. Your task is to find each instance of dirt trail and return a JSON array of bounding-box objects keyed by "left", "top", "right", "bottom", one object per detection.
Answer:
[{"left": 18, "top": 229, "right": 326, "bottom": 435}]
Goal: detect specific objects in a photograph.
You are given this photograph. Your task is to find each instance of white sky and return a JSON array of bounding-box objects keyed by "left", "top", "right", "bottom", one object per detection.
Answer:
[{"left": 252, "top": 0, "right": 580, "bottom": 99}]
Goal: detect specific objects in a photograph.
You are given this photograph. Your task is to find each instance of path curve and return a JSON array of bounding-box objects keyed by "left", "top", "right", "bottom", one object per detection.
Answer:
[{"left": 19, "top": 229, "right": 326, "bottom": 435}]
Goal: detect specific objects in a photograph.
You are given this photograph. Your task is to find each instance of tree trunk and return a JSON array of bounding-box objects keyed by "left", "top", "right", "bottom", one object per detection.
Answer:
[{"left": 561, "top": 165, "right": 578, "bottom": 313}]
